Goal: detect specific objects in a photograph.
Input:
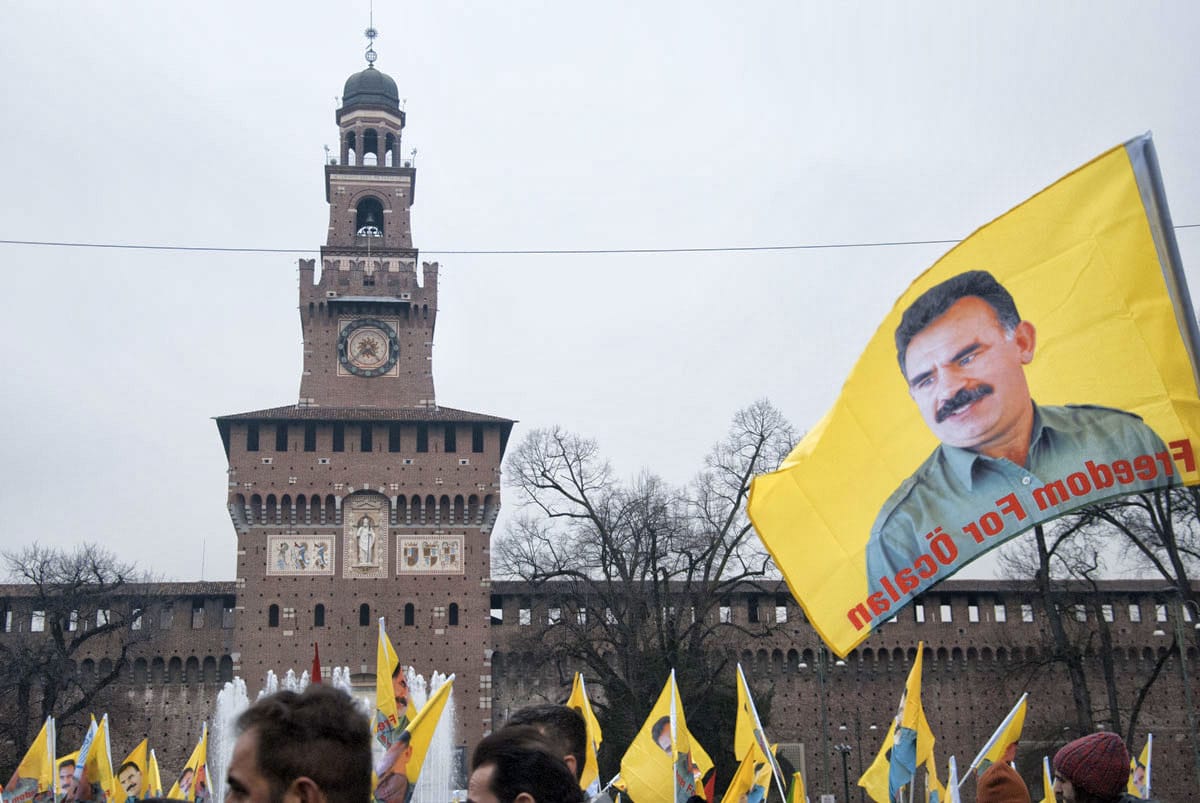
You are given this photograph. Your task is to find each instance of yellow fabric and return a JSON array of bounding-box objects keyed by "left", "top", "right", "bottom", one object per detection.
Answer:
[
  {"left": 1039, "top": 756, "right": 1054, "bottom": 803},
  {"left": 902, "top": 646, "right": 936, "bottom": 771},
  {"left": 114, "top": 738, "right": 149, "bottom": 803},
  {"left": 857, "top": 721, "right": 896, "bottom": 803},
  {"left": 718, "top": 747, "right": 760, "bottom": 803},
  {"left": 981, "top": 696, "right": 1027, "bottom": 768},
  {"left": 747, "top": 134, "right": 1200, "bottom": 656},
  {"left": 82, "top": 715, "right": 117, "bottom": 803},
  {"left": 56, "top": 752, "right": 79, "bottom": 799},
  {"left": 6, "top": 717, "right": 55, "bottom": 794},
  {"left": 618, "top": 672, "right": 713, "bottom": 803},
  {"left": 924, "top": 751, "right": 946, "bottom": 803},
  {"left": 566, "top": 673, "right": 603, "bottom": 791},
  {"left": 401, "top": 678, "right": 454, "bottom": 788},
  {"left": 166, "top": 723, "right": 206, "bottom": 801},
  {"left": 1127, "top": 734, "right": 1152, "bottom": 797},
  {"left": 785, "top": 771, "right": 806, "bottom": 803},
  {"left": 145, "top": 750, "right": 163, "bottom": 798},
  {"left": 375, "top": 618, "right": 402, "bottom": 736}
]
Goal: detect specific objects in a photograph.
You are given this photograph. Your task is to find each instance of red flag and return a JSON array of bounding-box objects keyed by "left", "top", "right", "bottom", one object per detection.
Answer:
[
  {"left": 704, "top": 768, "right": 715, "bottom": 803},
  {"left": 311, "top": 642, "right": 322, "bottom": 684}
]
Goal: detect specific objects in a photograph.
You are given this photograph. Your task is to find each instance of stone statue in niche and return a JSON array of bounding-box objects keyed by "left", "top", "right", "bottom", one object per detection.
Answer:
[{"left": 356, "top": 515, "right": 377, "bottom": 565}]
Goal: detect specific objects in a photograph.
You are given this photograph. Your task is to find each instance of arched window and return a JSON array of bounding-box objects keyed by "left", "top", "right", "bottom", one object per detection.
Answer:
[
  {"left": 448, "top": 603, "right": 459, "bottom": 626},
  {"left": 314, "top": 604, "right": 326, "bottom": 627},
  {"left": 219, "top": 655, "right": 234, "bottom": 682},
  {"left": 268, "top": 604, "right": 280, "bottom": 627},
  {"left": 356, "top": 197, "right": 385, "bottom": 237},
  {"left": 359, "top": 603, "right": 370, "bottom": 626},
  {"left": 404, "top": 603, "right": 415, "bottom": 626},
  {"left": 167, "top": 657, "right": 182, "bottom": 683}
]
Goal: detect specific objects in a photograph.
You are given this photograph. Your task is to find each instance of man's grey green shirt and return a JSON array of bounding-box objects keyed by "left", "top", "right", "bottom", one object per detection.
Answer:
[{"left": 866, "top": 403, "right": 1174, "bottom": 598}]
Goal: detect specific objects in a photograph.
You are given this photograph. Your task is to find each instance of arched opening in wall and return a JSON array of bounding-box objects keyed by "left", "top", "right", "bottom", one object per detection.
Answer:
[
  {"left": 927, "top": 646, "right": 939, "bottom": 663},
  {"left": 439, "top": 495, "right": 451, "bottom": 523},
  {"left": 151, "top": 657, "right": 165, "bottom": 684},
  {"left": 786, "top": 648, "right": 799, "bottom": 674},
  {"left": 396, "top": 495, "right": 408, "bottom": 523},
  {"left": 448, "top": 603, "right": 459, "bottom": 626},
  {"left": 133, "top": 658, "right": 148, "bottom": 684},
  {"left": 801, "top": 648, "right": 814, "bottom": 666},
  {"left": 281, "top": 494, "right": 293, "bottom": 524},
  {"left": 168, "top": 657, "right": 182, "bottom": 683},
  {"left": 185, "top": 656, "right": 200, "bottom": 683},
  {"left": 966, "top": 647, "right": 978, "bottom": 661},
  {"left": 483, "top": 494, "right": 496, "bottom": 522},
  {"left": 453, "top": 495, "right": 465, "bottom": 523},
  {"left": 385, "top": 133, "right": 396, "bottom": 166},
  {"left": 411, "top": 494, "right": 423, "bottom": 523},
  {"left": 251, "top": 494, "right": 263, "bottom": 523},
  {"left": 219, "top": 655, "right": 234, "bottom": 682},
  {"left": 468, "top": 494, "right": 479, "bottom": 522},
  {"left": 1025, "top": 646, "right": 1038, "bottom": 662},
  {"left": 356, "top": 197, "right": 385, "bottom": 237},
  {"left": 314, "top": 604, "right": 326, "bottom": 627},
  {"left": 362, "top": 129, "right": 379, "bottom": 165},
  {"left": 266, "top": 494, "right": 278, "bottom": 524},
  {"left": 425, "top": 495, "right": 436, "bottom": 524},
  {"left": 877, "top": 650, "right": 889, "bottom": 670},
  {"left": 951, "top": 647, "right": 963, "bottom": 662},
  {"left": 327, "top": 494, "right": 339, "bottom": 524},
  {"left": 404, "top": 603, "right": 415, "bottom": 626},
  {"left": 203, "top": 656, "right": 217, "bottom": 683},
  {"left": 359, "top": 603, "right": 370, "bottom": 626},
  {"left": 756, "top": 648, "right": 769, "bottom": 676},
  {"left": 80, "top": 659, "right": 95, "bottom": 684},
  {"left": 997, "top": 647, "right": 1008, "bottom": 663},
  {"left": 297, "top": 495, "right": 308, "bottom": 524},
  {"left": 233, "top": 494, "right": 247, "bottom": 524},
  {"left": 345, "top": 131, "right": 357, "bottom": 166},
  {"left": 268, "top": 604, "right": 280, "bottom": 627},
  {"left": 491, "top": 652, "right": 504, "bottom": 674},
  {"left": 311, "top": 495, "right": 323, "bottom": 524},
  {"left": 895, "top": 647, "right": 906, "bottom": 662},
  {"left": 981, "top": 647, "right": 994, "bottom": 662},
  {"left": 98, "top": 658, "right": 113, "bottom": 679},
  {"left": 772, "top": 649, "right": 784, "bottom": 675},
  {"left": 740, "top": 649, "right": 754, "bottom": 672}
]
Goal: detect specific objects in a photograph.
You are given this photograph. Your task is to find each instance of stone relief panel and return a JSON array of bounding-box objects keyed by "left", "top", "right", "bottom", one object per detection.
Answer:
[
  {"left": 343, "top": 493, "right": 388, "bottom": 579},
  {"left": 397, "top": 536, "right": 463, "bottom": 575},
  {"left": 266, "top": 535, "right": 335, "bottom": 576}
]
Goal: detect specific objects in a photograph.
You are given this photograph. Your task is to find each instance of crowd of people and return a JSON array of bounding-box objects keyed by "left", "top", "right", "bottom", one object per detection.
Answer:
[{"left": 209, "top": 684, "right": 1158, "bottom": 803}]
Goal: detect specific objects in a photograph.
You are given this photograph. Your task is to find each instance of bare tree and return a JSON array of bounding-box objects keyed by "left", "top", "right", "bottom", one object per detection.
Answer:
[
  {"left": 495, "top": 399, "right": 796, "bottom": 781},
  {"left": 0, "top": 543, "right": 153, "bottom": 755}
]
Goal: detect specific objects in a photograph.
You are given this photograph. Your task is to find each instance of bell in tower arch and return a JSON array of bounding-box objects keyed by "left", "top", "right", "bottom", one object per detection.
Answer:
[{"left": 355, "top": 197, "right": 384, "bottom": 238}]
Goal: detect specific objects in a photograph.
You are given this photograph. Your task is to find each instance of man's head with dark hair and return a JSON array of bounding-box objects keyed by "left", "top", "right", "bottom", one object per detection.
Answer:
[
  {"left": 226, "top": 684, "right": 371, "bottom": 803},
  {"left": 117, "top": 761, "right": 143, "bottom": 798},
  {"left": 504, "top": 704, "right": 587, "bottom": 782},
  {"left": 651, "top": 716, "right": 672, "bottom": 753},
  {"left": 895, "top": 270, "right": 1021, "bottom": 376},
  {"left": 892, "top": 270, "right": 1039, "bottom": 461},
  {"left": 469, "top": 725, "right": 581, "bottom": 803}
]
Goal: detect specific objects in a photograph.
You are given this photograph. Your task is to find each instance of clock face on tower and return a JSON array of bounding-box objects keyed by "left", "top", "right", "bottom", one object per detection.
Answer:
[{"left": 337, "top": 318, "right": 400, "bottom": 377}]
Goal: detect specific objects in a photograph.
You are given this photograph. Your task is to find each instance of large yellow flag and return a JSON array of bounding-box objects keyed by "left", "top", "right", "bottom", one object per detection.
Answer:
[
  {"left": 374, "top": 677, "right": 454, "bottom": 803},
  {"left": 166, "top": 724, "right": 207, "bottom": 802},
  {"left": 566, "top": 673, "right": 604, "bottom": 792},
  {"left": 56, "top": 752, "right": 79, "bottom": 801},
  {"left": 858, "top": 720, "right": 896, "bottom": 803},
  {"left": 3, "top": 717, "right": 55, "bottom": 803},
  {"left": 749, "top": 134, "right": 1200, "bottom": 656},
  {"left": 967, "top": 694, "right": 1026, "bottom": 778},
  {"left": 144, "top": 751, "right": 163, "bottom": 799},
  {"left": 114, "top": 739, "right": 149, "bottom": 803},
  {"left": 82, "top": 715, "right": 117, "bottom": 803},
  {"left": 618, "top": 672, "right": 714, "bottom": 803}
]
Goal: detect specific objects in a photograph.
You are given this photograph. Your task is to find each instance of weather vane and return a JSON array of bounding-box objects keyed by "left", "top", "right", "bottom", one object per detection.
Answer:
[{"left": 364, "top": 1, "right": 378, "bottom": 66}]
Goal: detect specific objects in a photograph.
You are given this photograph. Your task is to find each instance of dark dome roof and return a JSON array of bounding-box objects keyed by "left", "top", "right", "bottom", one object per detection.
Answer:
[{"left": 341, "top": 66, "right": 400, "bottom": 112}]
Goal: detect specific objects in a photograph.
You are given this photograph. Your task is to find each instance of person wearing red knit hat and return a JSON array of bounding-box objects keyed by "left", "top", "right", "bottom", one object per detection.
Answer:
[{"left": 1052, "top": 732, "right": 1154, "bottom": 803}]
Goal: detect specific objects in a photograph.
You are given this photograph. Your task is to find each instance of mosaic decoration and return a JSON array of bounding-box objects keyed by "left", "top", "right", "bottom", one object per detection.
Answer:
[
  {"left": 397, "top": 536, "right": 463, "bottom": 575},
  {"left": 266, "top": 535, "right": 335, "bottom": 576},
  {"left": 337, "top": 316, "right": 401, "bottom": 378},
  {"left": 343, "top": 493, "right": 388, "bottom": 578}
]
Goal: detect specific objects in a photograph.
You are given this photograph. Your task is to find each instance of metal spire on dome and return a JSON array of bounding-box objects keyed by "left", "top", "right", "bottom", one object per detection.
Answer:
[{"left": 364, "top": 2, "right": 378, "bottom": 67}]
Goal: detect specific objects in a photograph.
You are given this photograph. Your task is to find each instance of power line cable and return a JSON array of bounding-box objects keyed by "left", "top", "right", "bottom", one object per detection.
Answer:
[{"left": 0, "top": 224, "right": 1197, "bottom": 257}]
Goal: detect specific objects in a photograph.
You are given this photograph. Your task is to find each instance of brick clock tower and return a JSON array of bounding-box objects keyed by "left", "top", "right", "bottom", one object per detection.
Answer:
[{"left": 216, "top": 37, "right": 511, "bottom": 763}]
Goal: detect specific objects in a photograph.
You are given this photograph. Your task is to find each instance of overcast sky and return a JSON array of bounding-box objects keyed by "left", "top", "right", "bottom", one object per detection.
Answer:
[{"left": 2, "top": 3, "right": 1198, "bottom": 582}]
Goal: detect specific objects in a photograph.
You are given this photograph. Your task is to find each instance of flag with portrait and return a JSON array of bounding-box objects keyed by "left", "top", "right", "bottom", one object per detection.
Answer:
[{"left": 749, "top": 133, "right": 1200, "bottom": 656}]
